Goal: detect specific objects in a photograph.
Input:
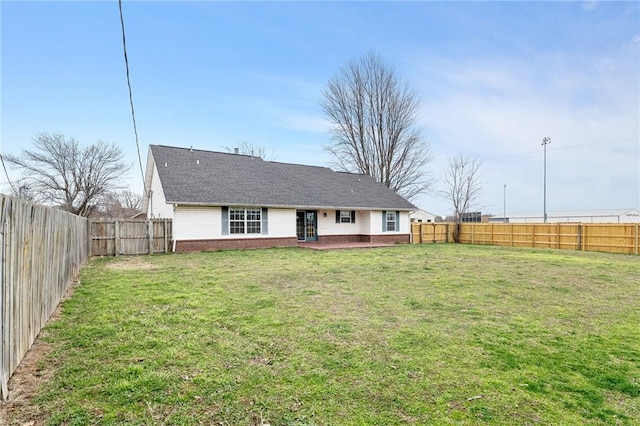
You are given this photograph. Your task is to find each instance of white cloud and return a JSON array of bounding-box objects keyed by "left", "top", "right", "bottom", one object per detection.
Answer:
[
  {"left": 408, "top": 49, "right": 639, "bottom": 215},
  {"left": 583, "top": 1, "right": 598, "bottom": 12}
]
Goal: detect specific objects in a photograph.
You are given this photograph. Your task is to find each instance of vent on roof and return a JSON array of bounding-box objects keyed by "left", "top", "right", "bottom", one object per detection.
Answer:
[
  {"left": 234, "top": 148, "right": 239, "bottom": 154},
  {"left": 164, "top": 162, "right": 167, "bottom": 168},
  {"left": 196, "top": 159, "right": 200, "bottom": 165}
]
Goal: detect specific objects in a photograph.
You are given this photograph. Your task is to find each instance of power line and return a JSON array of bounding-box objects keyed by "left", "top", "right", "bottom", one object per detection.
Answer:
[
  {"left": 0, "top": 154, "right": 17, "bottom": 195},
  {"left": 118, "top": 0, "right": 145, "bottom": 191}
]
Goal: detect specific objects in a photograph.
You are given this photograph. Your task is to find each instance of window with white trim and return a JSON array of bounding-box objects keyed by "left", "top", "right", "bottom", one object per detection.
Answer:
[
  {"left": 229, "top": 207, "right": 261, "bottom": 234},
  {"left": 336, "top": 210, "right": 356, "bottom": 223},
  {"left": 386, "top": 211, "right": 397, "bottom": 231}
]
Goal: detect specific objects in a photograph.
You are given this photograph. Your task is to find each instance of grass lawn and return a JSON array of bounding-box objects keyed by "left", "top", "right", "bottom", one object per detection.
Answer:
[{"left": 7, "top": 244, "right": 640, "bottom": 425}]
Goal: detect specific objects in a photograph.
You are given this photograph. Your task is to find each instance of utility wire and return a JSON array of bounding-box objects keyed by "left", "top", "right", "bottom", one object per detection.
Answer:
[
  {"left": 0, "top": 153, "right": 17, "bottom": 195},
  {"left": 118, "top": 0, "right": 146, "bottom": 190}
]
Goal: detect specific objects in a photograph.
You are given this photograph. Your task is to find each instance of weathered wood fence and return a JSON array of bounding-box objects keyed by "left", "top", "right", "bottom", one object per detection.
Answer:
[
  {"left": 90, "top": 219, "right": 172, "bottom": 256},
  {"left": 1, "top": 196, "right": 90, "bottom": 400},
  {"left": 411, "top": 222, "right": 640, "bottom": 255}
]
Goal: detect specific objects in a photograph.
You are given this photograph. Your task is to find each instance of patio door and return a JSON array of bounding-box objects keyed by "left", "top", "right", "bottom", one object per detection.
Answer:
[{"left": 296, "top": 210, "right": 317, "bottom": 241}]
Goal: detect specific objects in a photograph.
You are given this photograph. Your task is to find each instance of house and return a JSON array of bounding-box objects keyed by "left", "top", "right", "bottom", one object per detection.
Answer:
[
  {"left": 410, "top": 209, "right": 437, "bottom": 223},
  {"left": 489, "top": 208, "right": 640, "bottom": 223},
  {"left": 141, "top": 145, "right": 417, "bottom": 251}
]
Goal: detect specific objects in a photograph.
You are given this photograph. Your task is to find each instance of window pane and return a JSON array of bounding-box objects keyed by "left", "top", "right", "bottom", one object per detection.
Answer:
[
  {"left": 246, "top": 209, "right": 261, "bottom": 221},
  {"left": 230, "top": 221, "right": 244, "bottom": 234},
  {"left": 340, "top": 210, "right": 351, "bottom": 223},
  {"left": 247, "top": 221, "right": 261, "bottom": 234},
  {"left": 230, "top": 208, "right": 244, "bottom": 221}
]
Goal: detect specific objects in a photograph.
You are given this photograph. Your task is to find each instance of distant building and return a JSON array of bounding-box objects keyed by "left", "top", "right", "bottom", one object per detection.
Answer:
[
  {"left": 410, "top": 209, "right": 437, "bottom": 223},
  {"left": 489, "top": 208, "right": 640, "bottom": 224},
  {"left": 461, "top": 211, "right": 482, "bottom": 223}
]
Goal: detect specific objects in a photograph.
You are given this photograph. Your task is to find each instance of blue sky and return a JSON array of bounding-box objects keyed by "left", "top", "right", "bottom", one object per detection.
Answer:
[{"left": 2, "top": 0, "right": 639, "bottom": 216}]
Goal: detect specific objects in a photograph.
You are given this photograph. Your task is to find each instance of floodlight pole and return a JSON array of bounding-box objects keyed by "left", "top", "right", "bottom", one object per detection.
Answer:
[
  {"left": 503, "top": 184, "right": 507, "bottom": 222},
  {"left": 542, "top": 137, "right": 551, "bottom": 223}
]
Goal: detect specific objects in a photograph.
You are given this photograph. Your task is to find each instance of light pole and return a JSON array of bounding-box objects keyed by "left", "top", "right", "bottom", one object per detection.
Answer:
[
  {"left": 542, "top": 137, "right": 551, "bottom": 223},
  {"left": 503, "top": 184, "right": 507, "bottom": 222}
]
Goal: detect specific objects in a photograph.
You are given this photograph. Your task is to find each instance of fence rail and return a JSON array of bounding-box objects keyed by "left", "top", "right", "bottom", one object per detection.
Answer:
[
  {"left": 1, "top": 196, "right": 90, "bottom": 400},
  {"left": 90, "top": 219, "right": 172, "bottom": 256},
  {"left": 411, "top": 222, "right": 640, "bottom": 255}
]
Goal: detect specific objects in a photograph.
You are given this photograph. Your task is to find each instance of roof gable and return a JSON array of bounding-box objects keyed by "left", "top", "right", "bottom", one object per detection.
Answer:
[{"left": 148, "top": 145, "right": 417, "bottom": 210}]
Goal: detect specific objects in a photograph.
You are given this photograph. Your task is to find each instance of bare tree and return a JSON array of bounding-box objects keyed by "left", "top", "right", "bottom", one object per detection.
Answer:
[
  {"left": 440, "top": 155, "right": 483, "bottom": 242},
  {"left": 99, "top": 189, "right": 142, "bottom": 218},
  {"left": 5, "top": 177, "right": 38, "bottom": 202},
  {"left": 322, "top": 50, "right": 433, "bottom": 200},
  {"left": 4, "top": 132, "right": 130, "bottom": 217},
  {"left": 224, "top": 141, "right": 276, "bottom": 161}
]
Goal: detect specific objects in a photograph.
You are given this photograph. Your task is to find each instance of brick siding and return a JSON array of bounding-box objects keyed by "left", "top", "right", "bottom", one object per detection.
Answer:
[{"left": 175, "top": 237, "right": 298, "bottom": 252}]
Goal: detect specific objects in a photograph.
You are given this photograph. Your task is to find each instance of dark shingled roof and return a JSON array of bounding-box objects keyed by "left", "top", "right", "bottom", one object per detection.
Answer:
[{"left": 149, "top": 145, "right": 417, "bottom": 210}]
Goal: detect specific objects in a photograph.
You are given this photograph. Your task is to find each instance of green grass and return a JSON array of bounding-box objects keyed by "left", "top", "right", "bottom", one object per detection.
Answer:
[{"left": 22, "top": 245, "right": 640, "bottom": 424}]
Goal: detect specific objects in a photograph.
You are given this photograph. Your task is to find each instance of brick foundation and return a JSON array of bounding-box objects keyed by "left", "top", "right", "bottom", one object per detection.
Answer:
[
  {"left": 368, "top": 234, "right": 411, "bottom": 244},
  {"left": 174, "top": 234, "right": 410, "bottom": 252},
  {"left": 317, "top": 234, "right": 370, "bottom": 244},
  {"left": 317, "top": 234, "right": 410, "bottom": 245},
  {"left": 175, "top": 237, "right": 298, "bottom": 252}
]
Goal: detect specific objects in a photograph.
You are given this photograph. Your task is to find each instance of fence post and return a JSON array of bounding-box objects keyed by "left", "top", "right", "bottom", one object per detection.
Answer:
[
  {"left": 148, "top": 220, "right": 154, "bottom": 255},
  {"left": 1, "top": 199, "right": 8, "bottom": 400},
  {"left": 164, "top": 220, "right": 169, "bottom": 253},
  {"left": 114, "top": 220, "right": 120, "bottom": 256},
  {"left": 577, "top": 224, "right": 582, "bottom": 251},
  {"left": 445, "top": 223, "right": 449, "bottom": 243},
  {"left": 635, "top": 223, "right": 639, "bottom": 256},
  {"left": 510, "top": 223, "right": 514, "bottom": 247},
  {"left": 556, "top": 224, "right": 560, "bottom": 249}
]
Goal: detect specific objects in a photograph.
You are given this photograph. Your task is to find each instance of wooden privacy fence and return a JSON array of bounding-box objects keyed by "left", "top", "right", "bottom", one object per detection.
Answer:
[
  {"left": 1, "top": 196, "right": 89, "bottom": 401},
  {"left": 411, "top": 222, "right": 640, "bottom": 255},
  {"left": 91, "top": 219, "right": 172, "bottom": 256}
]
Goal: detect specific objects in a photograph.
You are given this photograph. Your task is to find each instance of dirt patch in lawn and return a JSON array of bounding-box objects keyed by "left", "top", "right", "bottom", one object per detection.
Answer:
[
  {"left": 105, "top": 256, "right": 159, "bottom": 271},
  {"left": 0, "top": 280, "right": 78, "bottom": 426}
]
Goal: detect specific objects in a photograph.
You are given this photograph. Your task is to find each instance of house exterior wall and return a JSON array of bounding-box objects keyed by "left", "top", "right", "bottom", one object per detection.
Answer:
[
  {"left": 410, "top": 210, "right": 436, "bottom": 223},
  {"left": 171, "top": 206, "right": 410, "bottom": 251},
  {"left": 174, "top": 206, "right": 295, "bottom": 241},
  {"left": 314, "top": 210, "right": 410, "bottom": 245},
  {"left": 316, "top": 210, "right": 369, "bottom": 236},
  {"left": 148, "top": 162, "right": 173, "bottom": 220}
]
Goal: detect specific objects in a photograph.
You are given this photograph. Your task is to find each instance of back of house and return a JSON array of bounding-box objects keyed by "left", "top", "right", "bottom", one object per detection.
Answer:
[{"left": 141, "top": 145, "right": 417, "bottom": 251}]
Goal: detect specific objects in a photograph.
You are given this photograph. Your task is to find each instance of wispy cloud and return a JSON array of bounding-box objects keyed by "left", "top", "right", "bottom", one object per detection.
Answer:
[
  {"left": 408, "top": 46, "right": 639, "bottom": 214},
  {"left": 583, "top": 1, "right": 598, "bottom": 12}
]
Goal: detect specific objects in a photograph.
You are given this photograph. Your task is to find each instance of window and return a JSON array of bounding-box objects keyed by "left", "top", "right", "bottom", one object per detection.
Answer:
[
  {"left": 386, "top": 211, "right": 397, "bottom": 231},
  {"left": 246, "top": 208, "right": 261, "bottom": 234},
  {"left": 335, "top": 210, "right": 356, "bottom": 224},
  {"left": 229, "top": 207, "right": 261, "bottom": 234},
  {"left": 382, "top": 210, "right": 400, "bottom": 232}
]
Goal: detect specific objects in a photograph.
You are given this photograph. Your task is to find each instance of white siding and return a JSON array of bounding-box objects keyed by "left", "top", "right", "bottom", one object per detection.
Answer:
[
  {"left": 370, "top": 210, "right": 410, "bottom": 234},
  {"left": 174, "top": 206, "right": 219, "bottom": 240},
  {"left": 315, "top": 210, "right": 410, "bottom": 236},
  {"left": 148, "top": 162, "right": 173, "bottom": 219},
  {"left": 317, "top": 210, "right": 370, "bottom": 235},
  {"left": 174, "top": 206, "right": 296, "bottom": 241},
  {"left": 267, "top": 208, "right": 297, "bottom": 237}
]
